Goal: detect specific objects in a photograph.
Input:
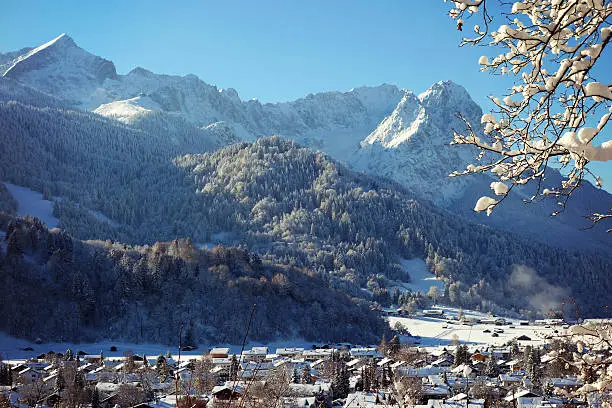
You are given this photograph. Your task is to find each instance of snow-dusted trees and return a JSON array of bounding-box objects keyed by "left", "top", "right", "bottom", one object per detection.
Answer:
[
  {"left": 567, "top": 321, "right": 612, "bottom": 406},
  {"left": 445, "top": 0, "right": 612, "bottom": 229}
]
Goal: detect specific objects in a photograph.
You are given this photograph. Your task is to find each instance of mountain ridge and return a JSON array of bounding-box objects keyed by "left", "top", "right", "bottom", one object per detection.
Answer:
[{"left": 1, "top": 34, "right": 611, "bottom": 250}]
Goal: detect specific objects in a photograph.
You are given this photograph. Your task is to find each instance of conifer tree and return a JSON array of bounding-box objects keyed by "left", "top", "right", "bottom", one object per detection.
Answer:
[
  {"left": 91, "top": 386, "right": 100, "bottom": 408},
  {"left": 301, "top": 366, "right": 313, "bottom": 385},
  {"left": 485, "top": 355, "right": 500, "bottom": 378},
  {"left": 292, "top": 368, "right": 300, "bottom": 384}
]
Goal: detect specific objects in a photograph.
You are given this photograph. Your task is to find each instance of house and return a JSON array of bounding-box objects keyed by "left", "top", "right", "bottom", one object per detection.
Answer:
[
  {"left": 18, "top": 367, "right": 43, "bottom": 383},
  {"left": 390, "top": 361, "right": 406, "bottom": 371},
  {"left": 302, "top": 349, "right": 334, "bottom": 361},
  {"left": 243, "top": 347, "right": 268, "bottom": 362},
  {"left": 503, "top": 389, "right": 541, "bottom": 402},
  {"left": 427, "top": 399, "right": 486, "bottom": 408},
  {"left": 377, "top": 357, "right": 393, "bottom": 367},
  {"left": 499, "top": 374, "right": 523, "bottom": 387},
  {"left": 83, "top": 355, "right": 103, "bottom": 364},
  {"left": 547, "top": 377, "right": 582, "bottom": 390},
  {"left": 344, "top": 391, "right": 391, "bottom": 407},
  {"left": 346, "top": 358, "right": 366, "bottom": 372},
  {"left": 276, "top": 348, "right": 305, "bottom": 357},
  {"left": 430, "top": 356, "right": 453, "bottom": 368},
  {"left": 423, "top": 309, "right": 445, "bottom": 318},
  {"left": 506, "top": 359, "right": 523, "bottom": 372},
  {"left": 209, "top": 347, "right": 231, "bottom": 358},
  {"left": 422, "top": 384, "right": 450, "bottom": 401},
  {"left": 516, "top": 335, "right": 532, "bottom": 341},
  {"left": 212, "top": 384, "right": 244, "bottom": 401},
  {"left": 472, "top": 352, "right": 489, "bottom": 363},
  {"left": 239, "top": 361, "right": 274, "bottom": 379},
  {"left": 350, "top": 348, "right": 382, "bottom": 359},
  {"left": 283, "top": 396, "right": 317, "bottom": 407}
]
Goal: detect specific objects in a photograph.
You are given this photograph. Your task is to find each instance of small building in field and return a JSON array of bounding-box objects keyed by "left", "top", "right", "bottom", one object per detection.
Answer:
[
  {"left": 423, "top": 309, "right": 445, "bottom": 318},
  {"left": 209, "top": 347, "right": 231, "bottom": 359}
]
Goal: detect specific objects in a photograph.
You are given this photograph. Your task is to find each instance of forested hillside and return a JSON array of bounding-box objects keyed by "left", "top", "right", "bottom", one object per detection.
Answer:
[
  {"left": 0, "top": 214, "right": 385, "bottom": 344},
  {"left": 0, "top": 98, "right": 610, "bottom": 320},
  {"left": 0, "top": 100, "right": 213, "bottom": 243},
  {"left": 176, "top": 138, "right": 612, "bottom": 317}
]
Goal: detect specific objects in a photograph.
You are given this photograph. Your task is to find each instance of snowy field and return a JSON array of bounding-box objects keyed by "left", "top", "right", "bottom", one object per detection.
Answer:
[
  {"left": 0, "top": 331, "right": 336, "bottom": 361},
  {"left": 3, "top": 182, "right": 59, "bottom": 228},
  {"left": 389, "top": 258, "right": 445, "bottom": 294},
  {"left": 388, "top": 306, "right": 563, "bottom": 349}
]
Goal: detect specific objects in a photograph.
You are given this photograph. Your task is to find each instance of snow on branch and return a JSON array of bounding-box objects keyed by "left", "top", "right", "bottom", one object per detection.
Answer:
[{"left": 444, "top": 0, "right": 612, "bottom": 227}]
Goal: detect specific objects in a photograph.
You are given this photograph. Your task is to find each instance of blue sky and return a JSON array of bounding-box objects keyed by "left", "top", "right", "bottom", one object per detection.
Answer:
[{"left": 1, "top": 0, "right": 610, "bottom": 187}]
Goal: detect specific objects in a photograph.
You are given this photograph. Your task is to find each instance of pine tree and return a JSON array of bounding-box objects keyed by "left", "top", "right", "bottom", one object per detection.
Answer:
[
  {"left": 379, "top": 335, "right": 388, "bottom": 356},
  {"left": 91, "top": 386, "right": 100, "bottom": 408},
  {"left": 485, "top": 355, "right": 500, "bottom": 377},
  {"left": 362, "top": 367, "right": 370, "bottom": 392},
  {"left": 229, "top": 355, "right": 239, "bottom": 381},
  {"left": 56, "top": 367, "right": 65, "bottom": 391},
  {"left": 381, "top": 364, "right": 389, "bottom": 388},
  {"left": 453, "top": 344, "right": 470, "bottom": 368},
  {"left": 292, "top": 368, "right": 300, "bottom": 384},
  {"left": 301, "top": 366, "right": 313, "bottom": 384},
  {"left": 527, "top": 347, "right": 543, "bottom": 391},
  {"left": 332, "top": 362, "right": 349, "bottom": 399},
  {"left": 389, "top": 335, "right": 401, "bottom": 356},
  {"left": 156, "top": 354, "right": 170, "bottom": 381},
  {"left": 368, "top": 360, "right": 379, "bottom": 390},
  {"left": 0, "top": 365, "right": 6, "bottom": 386}
]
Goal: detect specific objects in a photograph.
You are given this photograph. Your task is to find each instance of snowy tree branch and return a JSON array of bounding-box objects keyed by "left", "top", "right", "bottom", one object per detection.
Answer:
[{"left": 444, "top": 0, "right": 612, "bottom": 227}]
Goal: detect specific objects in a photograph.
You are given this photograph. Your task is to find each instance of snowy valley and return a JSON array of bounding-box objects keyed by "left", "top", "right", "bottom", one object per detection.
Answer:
[{"left": 0, "top": 33, "right": 610, "bottom": 356}]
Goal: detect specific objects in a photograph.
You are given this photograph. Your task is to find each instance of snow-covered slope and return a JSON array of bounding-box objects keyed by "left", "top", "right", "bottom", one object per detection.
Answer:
[
  {"left": 2, "top": 34, "right": 117, "bottom": 108},
  {"left": 3, "top": 183, "right": 59, "bottom": 228},
  {"left": 354, "top": 81, "right": 480, "bottom": 205}
]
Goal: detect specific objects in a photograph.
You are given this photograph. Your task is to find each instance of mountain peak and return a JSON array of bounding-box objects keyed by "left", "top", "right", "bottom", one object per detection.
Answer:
[
  {"left": 47, "top": 33, "right": 77, "bottom": 48},
  {"left": 2, "top": 34, "right": 117, "bottom": 108},
  {"left": 128, "top": 66, "right": 155, "bottom": 77},
  {"left": 417, "top": 80, "right": 477, "bottom": 113}
]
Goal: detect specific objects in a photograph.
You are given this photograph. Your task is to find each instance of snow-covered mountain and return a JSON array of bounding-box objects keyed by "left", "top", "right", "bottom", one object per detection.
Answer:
[
  {"left": 2, "top": 34, "right": 611, "bottom": 249},
  {"left": 1, "top": 34, "right": 117, "bottom": 109},
  {"left": 354, "top": 81, "right": 481, "bottom": 206},
  {"left": 1, "top": 34, "right": 404, "bottom": 152}
]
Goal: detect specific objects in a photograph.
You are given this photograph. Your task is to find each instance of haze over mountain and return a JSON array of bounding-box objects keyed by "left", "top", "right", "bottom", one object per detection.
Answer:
[{"left": 0, "top": 34, "right": 611, "bottom": 342}]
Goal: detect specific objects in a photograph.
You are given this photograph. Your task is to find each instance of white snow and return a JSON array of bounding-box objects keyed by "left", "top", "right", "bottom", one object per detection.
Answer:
[
  {"left": 2, "top": 33, "right": 116, "bottom": 110},
  {"left": 353, "top": 80, "right": 482, "bottom": 206},
  {"left": 3, "top": 183, "right": 59, "bottom": 228},
  {"left": 93, "top": 95, "right": 161, "bottom": 123},
  {"left": 474, "top": 196, "right": 497, "bottom": 214},
  {"left": 490, "top": 181, "right": 509, "bottom": 196},
  {"left": 0, "top": 331, "right": 345, "bottom": 361},
  {"left": 392, "top": 258, "right": 445, "bottom": 294},
  {"left": 389, "top": 306, "right": 561, "bottom": 349},
  {"left": 584, "top": 81, "right": 612, "bottom": 101}
]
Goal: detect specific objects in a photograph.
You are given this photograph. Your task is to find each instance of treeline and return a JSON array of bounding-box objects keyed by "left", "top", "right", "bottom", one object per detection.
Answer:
[
  {"left": 0, "top": 95, "right": 610, "bottom": 318},
  {"left": 0, "top": 214, "right": 386, "bottom": 344},
  {"left": 176, "top": 137, "right": 612, "bottom": 317}
]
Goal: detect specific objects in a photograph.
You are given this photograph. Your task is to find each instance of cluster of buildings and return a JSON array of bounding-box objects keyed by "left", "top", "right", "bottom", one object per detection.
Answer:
[{"left": 0, "top": 339, "right": 601, "bottom": 408}]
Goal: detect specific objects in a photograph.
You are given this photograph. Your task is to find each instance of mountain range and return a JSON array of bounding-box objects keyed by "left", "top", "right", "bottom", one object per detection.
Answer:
[
  {"left": 0, "top": 34, "right": 610, "bottom": 343},
  {"left": 3, "top": 33, "right": 609, "bottom": 250}
]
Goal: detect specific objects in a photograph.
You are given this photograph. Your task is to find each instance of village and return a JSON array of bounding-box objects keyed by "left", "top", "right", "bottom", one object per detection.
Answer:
[{"left": 1, "top": 308, "right": 607, "bottom": 408}]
